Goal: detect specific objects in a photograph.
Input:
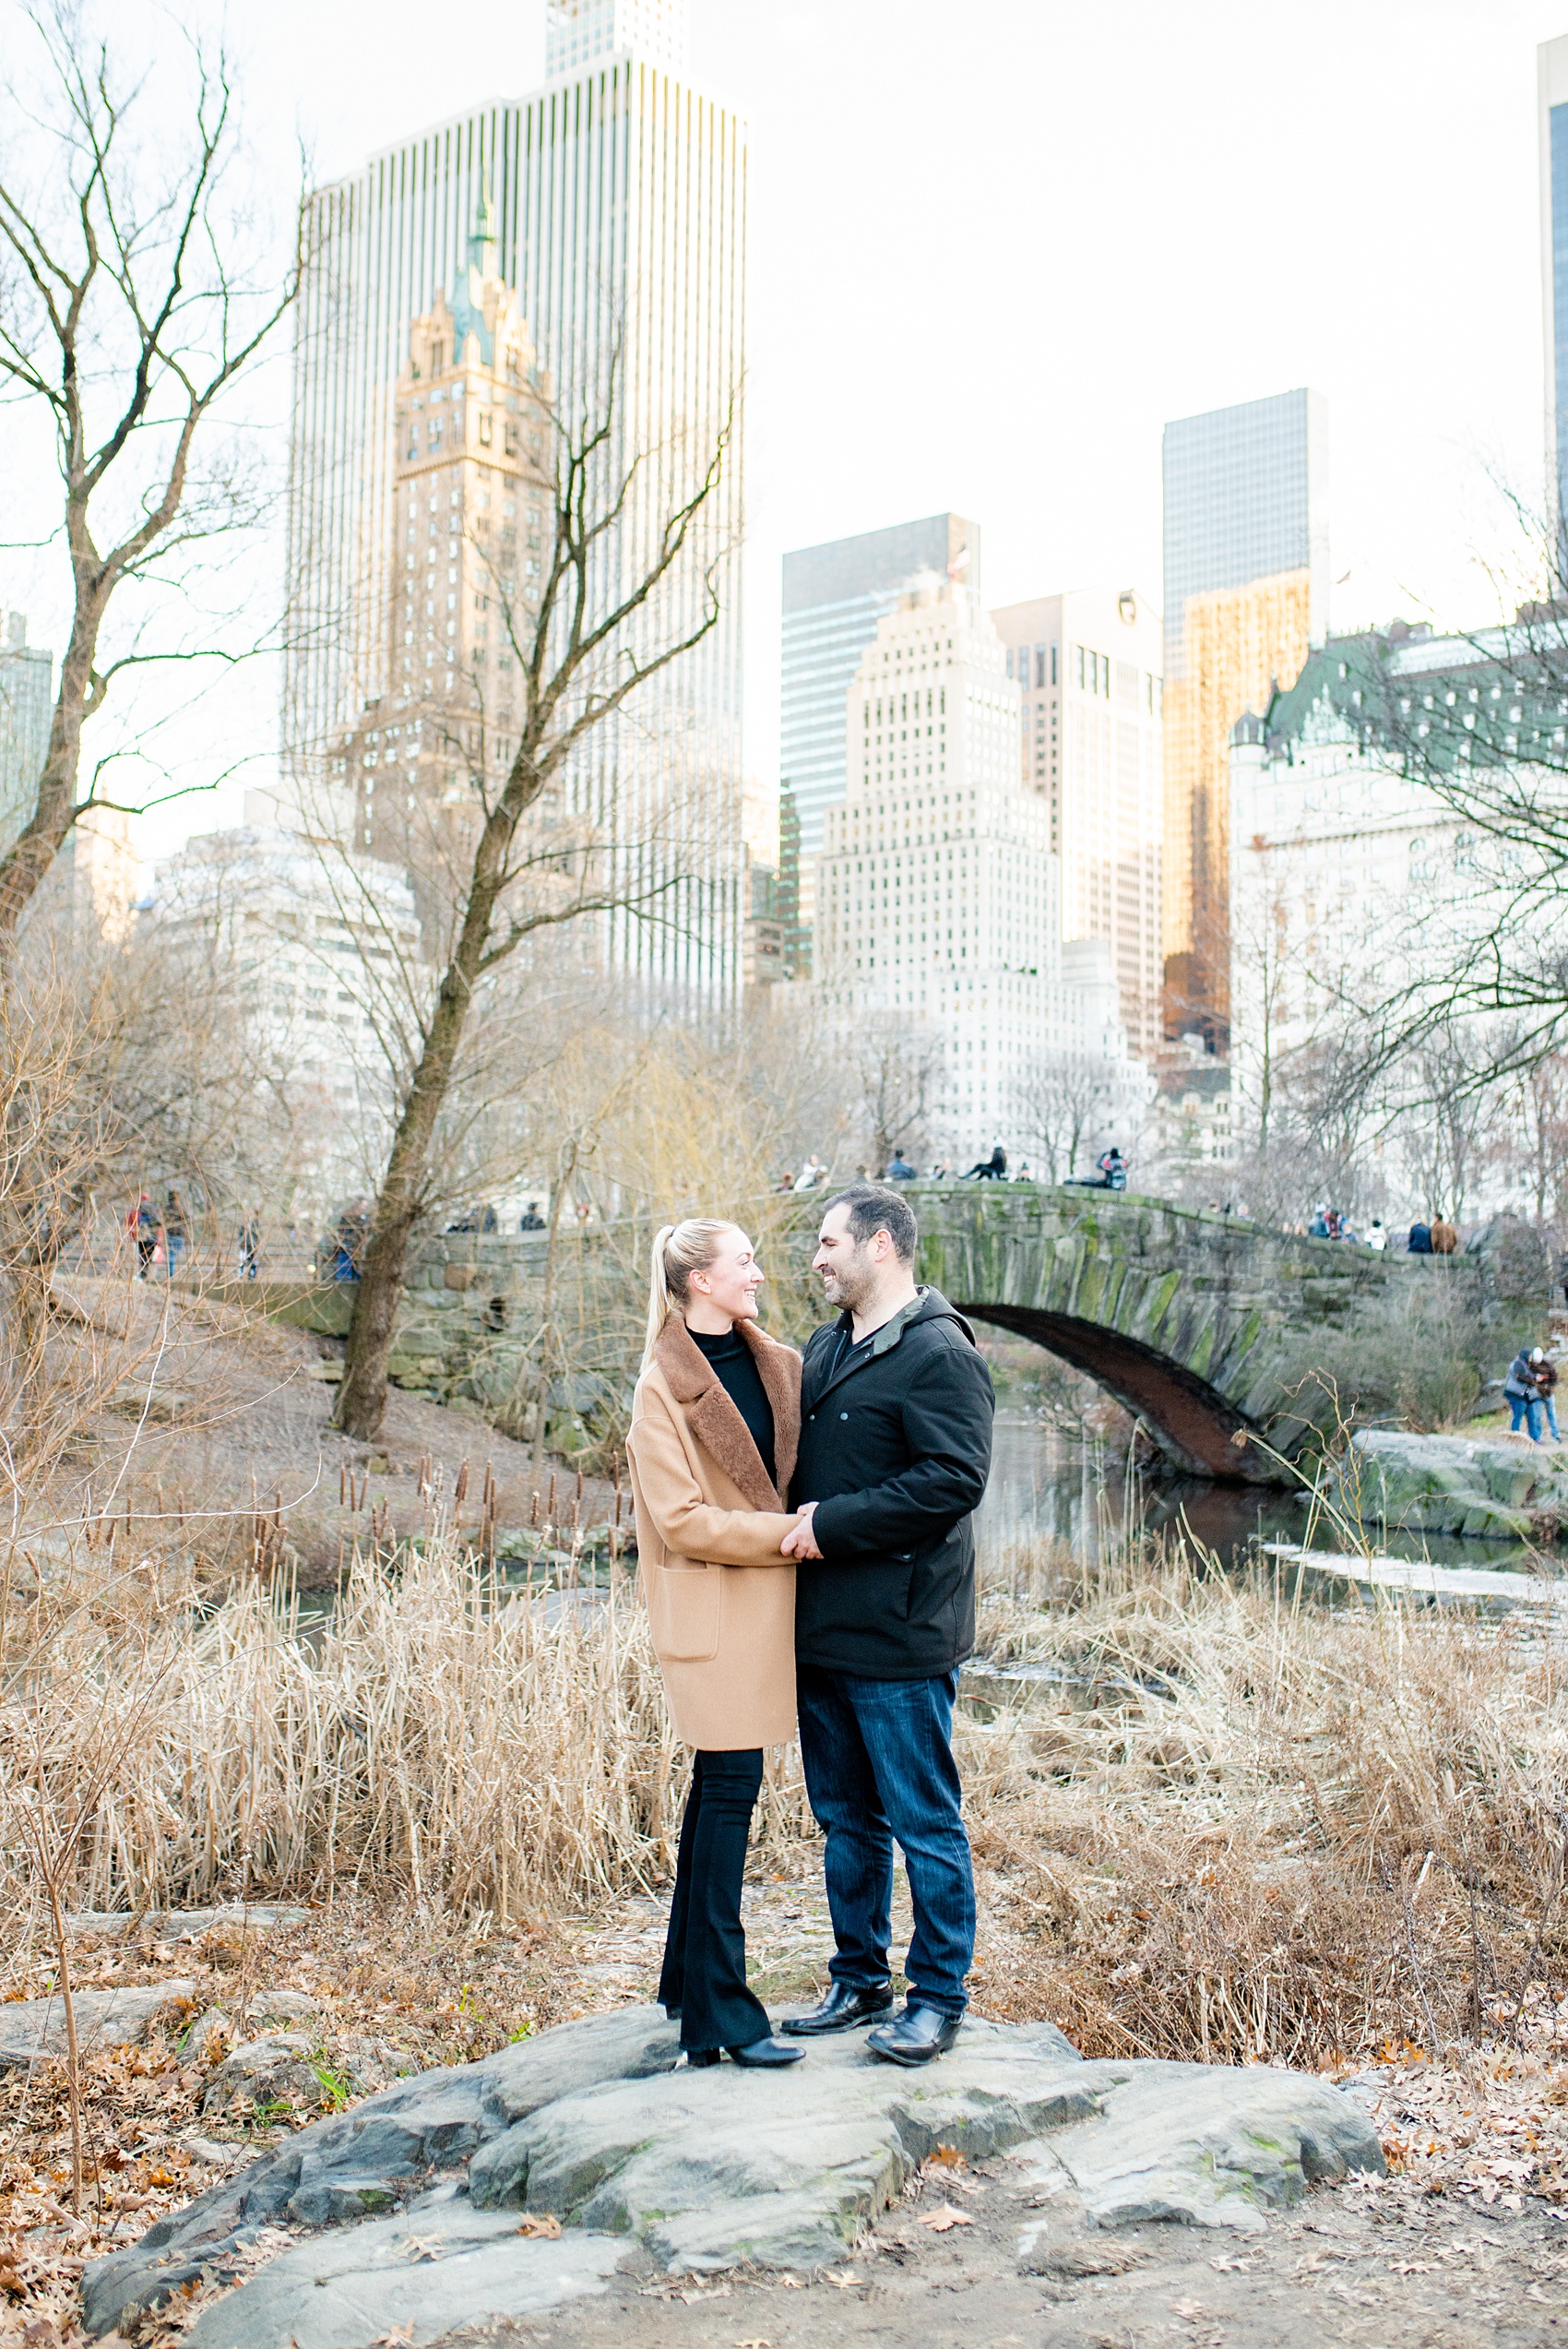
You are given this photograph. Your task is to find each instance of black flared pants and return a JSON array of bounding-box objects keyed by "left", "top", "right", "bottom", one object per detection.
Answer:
[{"left": 658, "top": 1747, "right": 770, "bottom": 2054}]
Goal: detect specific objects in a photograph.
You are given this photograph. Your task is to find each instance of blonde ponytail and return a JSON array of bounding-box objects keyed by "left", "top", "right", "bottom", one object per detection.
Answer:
[{"left": 643, "top": 1218, "right": 737, "bottom": 1365}]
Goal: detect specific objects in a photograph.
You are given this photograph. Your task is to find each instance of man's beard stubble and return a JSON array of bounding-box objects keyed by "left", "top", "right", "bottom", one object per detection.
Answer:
[{"left": 824, "top": 1246, "right": 876, "bottom": 1316}]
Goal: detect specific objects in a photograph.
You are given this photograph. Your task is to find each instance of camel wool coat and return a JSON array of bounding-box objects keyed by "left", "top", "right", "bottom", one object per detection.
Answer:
[{"left": 626, "top": 1315, "right": 802, "bottom": 1751}]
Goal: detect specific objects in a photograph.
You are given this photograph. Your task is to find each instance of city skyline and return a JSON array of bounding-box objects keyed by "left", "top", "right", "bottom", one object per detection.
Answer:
[
  {"left": 781, "top": 513, "right": 980, "bottom": 865},
  {"left": 1161, "top": 389, "right": 1330, "bottom": 1054},
  {"left": 0, "top": 1, "right": 1555, "bottom": 884},
  {"left": 285, "top": 0, "right": 748, "bottom": 993}
]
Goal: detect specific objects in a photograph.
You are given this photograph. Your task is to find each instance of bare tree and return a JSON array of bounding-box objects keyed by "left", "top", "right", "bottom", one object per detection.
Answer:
[
  {"left": 849, "top": 1014, "right": 943, "bottom": 1174},
  {"left": 0, "top": 7, "right": 303, "bottom": 941},
  {"left": 332, "top": 357, "right": 735, "bottom": 1438},
  {"left": 1012, "top": 1052, "right": 1120, "bottom": 1183},
  {"left": 1343, "top": 511, "right": 1568, "bottom": 1079}
]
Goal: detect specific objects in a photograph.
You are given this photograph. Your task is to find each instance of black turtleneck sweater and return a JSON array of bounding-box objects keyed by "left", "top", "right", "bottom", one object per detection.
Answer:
[{"left": 689, "top": 1325, "right": 776, "bottom": 1490}]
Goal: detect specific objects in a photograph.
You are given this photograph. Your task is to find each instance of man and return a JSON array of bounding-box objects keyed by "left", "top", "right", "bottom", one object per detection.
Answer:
[{"left": 780, "top": 1184, "right": 995, "bottom": 2065}]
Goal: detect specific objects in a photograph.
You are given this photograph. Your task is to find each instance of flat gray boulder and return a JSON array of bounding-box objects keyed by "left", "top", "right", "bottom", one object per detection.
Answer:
[
  {"left": 180, "top": 2188, "right": 630, "bottom": 2349},
  {"left": 83, "top": 2003, "right": 1383, "bottom": 2345},
  {"left": 0, "top": 1980, "right": 196, "bottom": 2069},
  {"left": 1333, "top": 1427, "right": 1568, "bottom": 1540}
]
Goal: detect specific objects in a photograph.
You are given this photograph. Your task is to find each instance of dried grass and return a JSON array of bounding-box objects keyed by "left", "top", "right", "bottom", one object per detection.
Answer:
[
  {"left": 964, "top": 1540, "right": 1568, "bottom": 2064},
  {"left": 5, "top": 1525, "right": 1568, "bottom": 2074},
  {"left": 0, "top": 1536, "right": 811, "bottom": 1921}
]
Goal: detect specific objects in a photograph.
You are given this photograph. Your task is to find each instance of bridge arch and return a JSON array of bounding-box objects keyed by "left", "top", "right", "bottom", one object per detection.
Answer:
[
  {"left": 907, "top": 1185, "right": 1546, "bottom": 1488},
  {"left": 958, "top": 1302, "right": 1257, "bottom": 1481}
]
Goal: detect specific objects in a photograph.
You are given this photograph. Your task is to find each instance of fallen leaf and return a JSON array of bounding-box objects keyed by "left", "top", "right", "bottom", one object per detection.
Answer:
[
  {"left": 517, "top": 2213, "right": 563, "bottom": 2239},
  {"left": 826, "top": 2271, "right": 862, "bottom": 2287},
  {"left": 734, "top": 2339, "right": 772, "bottom": 2347},
  {"left": 926, "top": 2143, "right": 968, "bottom": 2170},
  {"left": 917, "top": 2205, "right": 974, "bottom": 2233},
  {"left": 400, "top": 2236, "right": 445, "bottom": 2262},
  {"left": 1171, "top": 2300, "right": 1206, "bottom": 2320}
]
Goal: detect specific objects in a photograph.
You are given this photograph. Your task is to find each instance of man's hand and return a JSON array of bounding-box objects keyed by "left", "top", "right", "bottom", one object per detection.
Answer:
[{"left": 781, "top": 1501, "right": 823, "bottom": 1560}]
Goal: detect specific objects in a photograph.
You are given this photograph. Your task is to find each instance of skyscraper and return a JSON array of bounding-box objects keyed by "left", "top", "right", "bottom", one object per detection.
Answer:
[
  {"left": 781, "top": 514, "right": 980, "bottom": 873},
  {"left": 287, "top": 0, "right": 746, "bottom": 992},
  {"left": 1540, "top": 34, "right": 1568, "bottom": 553},
  {"left": 990, "top": 587, "right": 1163, "bottom": 1062},
  {"left": 1161, "top": 388, "right": 1328, "bottom": 1049},
  {"left": 814, "top": 580, "right": 1131, "bottom": 1155},
  {"left": 0, "top": 612, "right": 52, "bottom": 853}
]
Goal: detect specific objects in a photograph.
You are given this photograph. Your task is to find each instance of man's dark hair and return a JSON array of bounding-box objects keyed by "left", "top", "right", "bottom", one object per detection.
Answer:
[{"left": 824, "top": 1182, "right": 917, "bottom": 1264}]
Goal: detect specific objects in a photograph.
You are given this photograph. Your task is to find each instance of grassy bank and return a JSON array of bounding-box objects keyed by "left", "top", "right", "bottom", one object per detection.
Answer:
[{"left": 6, "top": 1528, "right": 1568, "bottom": 2069}]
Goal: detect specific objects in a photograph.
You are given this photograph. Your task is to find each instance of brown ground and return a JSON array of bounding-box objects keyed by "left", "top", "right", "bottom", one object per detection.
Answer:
[
  {"left": 47, "top": 1285, "right": 624, "bottom": 1588},
  {"left": 5, "top": 1879, "right": 1568, "bottom": 2347}
]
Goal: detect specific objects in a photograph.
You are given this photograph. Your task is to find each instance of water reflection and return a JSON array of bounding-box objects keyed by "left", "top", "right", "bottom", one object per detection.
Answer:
[{"left": 977, "top": 1412, "right": 1550, "bottom": 1575}]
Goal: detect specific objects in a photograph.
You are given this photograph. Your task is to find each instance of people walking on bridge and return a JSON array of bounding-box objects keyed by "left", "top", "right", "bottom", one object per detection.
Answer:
[
  {"left": 1407, "top": 1219, "right": 1433, "bottom": 1254},
  {"left": 1431, "top": 1214, "right": 1458, "bottom": 1255},
  {"left": 1365, "top": 1219, "right": 1386, "bottom": 1251},
  {"left": 1504, "top": 1345, "right": 1546, "bottom": 1442},
  {"left": 962, "top": 1140, "right": 1007, "bottom": 1180},
  {"left": 797, "top": 1154, "right": 827, "bottom": 1191},
  {"left": 780, "top": 1183, "right": 995, "bottom": 2067},
  {"left": 1309, "top": 1204, "right": 1331, "bottom": 1238},
  {"left": 885, "top": 1149, "right": 916, "bottom": 1182},
  {"left": 237, "top": 1210, "right": 260, "bottom": 1280},
  {"left": 626, "top": 1218, "right": 806, "bottom": 2072}
]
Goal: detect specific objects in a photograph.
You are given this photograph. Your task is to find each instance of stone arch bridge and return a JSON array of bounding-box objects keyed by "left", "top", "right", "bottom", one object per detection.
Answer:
[{"left": 281, "top": 1187, "right": 1550, "bottom": 1485}]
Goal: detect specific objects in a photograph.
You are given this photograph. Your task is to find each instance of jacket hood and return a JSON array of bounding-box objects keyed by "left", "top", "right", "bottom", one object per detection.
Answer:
[{"left": 826, "top": 1283, "right": 979, "bottom": 1357}]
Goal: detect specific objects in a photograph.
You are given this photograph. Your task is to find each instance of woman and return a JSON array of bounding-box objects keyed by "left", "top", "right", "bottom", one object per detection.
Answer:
[{"left": 626, "top": 1219, "right": 805, "bottom": 2070}]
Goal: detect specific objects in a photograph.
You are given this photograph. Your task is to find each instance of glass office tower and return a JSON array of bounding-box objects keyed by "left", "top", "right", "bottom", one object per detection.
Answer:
[
  {"left": 781, "top": 513, "right": 980, "bottom": 873},
  {"left": 1539, "top": 34, "right": 1568, "bottom": 566},
  {"left": 286, "top": 0, "right": 746, "bottom": 994},
  {"left": 1161, "top": 388, "right": 1328, "bottom": 1050}
]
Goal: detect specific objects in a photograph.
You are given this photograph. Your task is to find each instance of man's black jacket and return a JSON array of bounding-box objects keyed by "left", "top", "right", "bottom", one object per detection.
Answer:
[{"left": 789, "top": 1286, "right": 995, "bottom": 1679}]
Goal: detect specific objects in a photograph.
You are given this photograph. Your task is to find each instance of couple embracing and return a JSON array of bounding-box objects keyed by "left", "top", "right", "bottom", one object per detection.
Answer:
[{"left": 626, "top": 1184, "right": 995, "bottom": 2071}]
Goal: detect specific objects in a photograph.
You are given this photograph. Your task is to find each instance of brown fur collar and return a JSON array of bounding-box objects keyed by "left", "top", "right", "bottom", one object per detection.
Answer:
[{"left": 652, "top": 1316, "right": 802, "bottom": 1509}]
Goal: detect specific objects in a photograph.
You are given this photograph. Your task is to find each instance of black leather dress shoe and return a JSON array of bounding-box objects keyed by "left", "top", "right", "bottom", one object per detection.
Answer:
[
  {"left": 684, "top": 2047, "right": 719, "bottom": 2067},
  {"left": 780, "top": 1982, "right": 895, "bottom": 2037},
  {"left": 865, "top": 2003, "right": 962, "bottom": 2066},
  {"left": 727, "top": 2035, "right": 805, "bottom": 2068}
]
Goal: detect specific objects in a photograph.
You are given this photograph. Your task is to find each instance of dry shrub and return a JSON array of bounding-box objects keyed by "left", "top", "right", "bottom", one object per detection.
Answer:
[
  {"left": 6, "top": 1520, "right": 1565, "bottom": 2075},
  {"left": 0, "top": 1534, "right": 812, "bottom": 1919},
  {"left": 961, "top": 1543, "right": 1568, "bottom": 2064}
]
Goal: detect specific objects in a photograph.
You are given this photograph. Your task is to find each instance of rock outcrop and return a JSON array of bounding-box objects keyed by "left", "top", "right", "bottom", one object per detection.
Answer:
[
  {"left": 81, "top": 2005, "right": 1384, "bottom": 2348},
  {"left": 1331, "top": 1428, "right": 1568, "bottom": 1542}
]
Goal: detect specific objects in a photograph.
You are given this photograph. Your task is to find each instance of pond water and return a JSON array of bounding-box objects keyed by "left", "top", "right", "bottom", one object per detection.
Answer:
[{"left": 976, "top": 1411, "right": 1552, "bottom": 1580}]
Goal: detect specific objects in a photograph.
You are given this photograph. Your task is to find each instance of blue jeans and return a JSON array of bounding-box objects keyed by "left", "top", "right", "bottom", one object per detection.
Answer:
[
  {"left": 795, "top": 1663, "right": 974, "bottom": 2017},
  {"left": 1546, "top": 1398, "right": 1562, "bottom": 1441},
  {"left": 1510, "top": 1394, "right": 1545, "bottom": 1440}
]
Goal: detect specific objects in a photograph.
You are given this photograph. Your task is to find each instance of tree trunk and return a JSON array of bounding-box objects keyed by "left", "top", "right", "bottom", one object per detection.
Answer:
[
  {"left": 334, "top": 814, "right": 513, "bottom": 1439},
  {"left": 0, "top": 583, "right": 108, "bottom": 947}
]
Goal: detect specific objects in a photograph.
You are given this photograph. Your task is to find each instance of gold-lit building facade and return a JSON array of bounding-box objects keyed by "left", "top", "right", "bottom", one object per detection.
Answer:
[
  {"left": 1161, "top": 567, "right": 1313, "bottom": 1049},
  {"left": 1160, "top": 389, "right": 1328, "bottom": 1052}
]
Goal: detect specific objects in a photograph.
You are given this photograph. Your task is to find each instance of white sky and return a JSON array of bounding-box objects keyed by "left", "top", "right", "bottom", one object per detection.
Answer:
[{"left": 5, "top": 0, "right": 1565, "bottom": 855}]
